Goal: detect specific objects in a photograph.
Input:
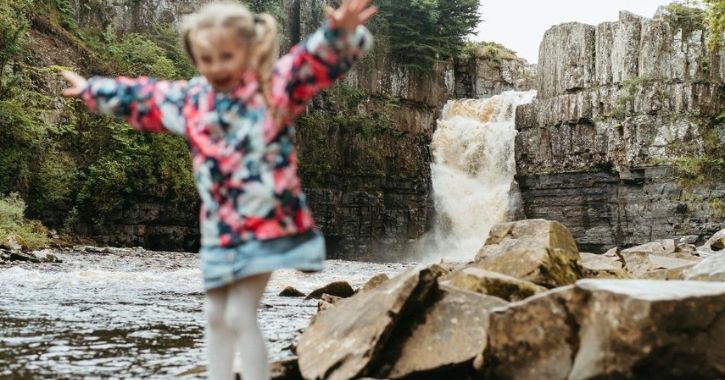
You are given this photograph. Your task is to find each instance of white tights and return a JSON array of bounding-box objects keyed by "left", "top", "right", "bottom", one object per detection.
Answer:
[{"left": 205, "top": 273, "right": 271, "bottom": 380}]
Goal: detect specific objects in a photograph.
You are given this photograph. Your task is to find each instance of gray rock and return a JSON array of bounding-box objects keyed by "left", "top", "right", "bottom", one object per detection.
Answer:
[
  {"left": 678, "top": 235, "right": 699, "bottom": 245},
  {"left": 439, "top": 266, "right": 546, "bottom": 301},
  {"left": 31, "top": 249, "right": 62, "bottom": 263},
  {"left": 305, "top": 281, "right": 355, "bottom": 300},
  {"left": 484, "top": 279, "right": 725, "bottom": 380},
  {"left": 279, "top": 286, "right": 306, "bottom": 298},
  {"left": 387, "top": 288, "right": 507, "bottom": 379},
  {"left": 360, "top": 274, "right": 389, "bottom": 293},
  {"left": 698, "top": 228, "right": 725, "bottom": 257},
  {"left": 297, "top": 265, "right": 446, "bottom": 380},
  {"left": 9, "top": 251, "right": 40, "bottom": 263},
  {"left": 475, "top": 219, "right": 584, "bottom": 288},
  {"left": 685, "top": 252, "right": 725, "bottom": 281},
  {"left": 580, "top": 252, "right": 629, "bottom": 279},
  {"left": 622, "top": 252, "right": 700, "bottom": 278},
  {"left": 515, "top": 9, "right": 724, "bottom": 253}
]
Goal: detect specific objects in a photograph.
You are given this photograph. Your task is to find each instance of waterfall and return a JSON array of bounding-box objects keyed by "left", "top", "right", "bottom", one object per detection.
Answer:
[{"left": 429, "top": 91, "right": 536, "bottom": 261}]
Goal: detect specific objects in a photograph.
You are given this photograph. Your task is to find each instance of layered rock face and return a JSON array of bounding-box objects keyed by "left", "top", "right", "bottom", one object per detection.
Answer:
[
  {"left": 516, "top": 11, "right": 725, "bottom": 252},
  {"left": 454, "top": 56, "right": 536, "bottom": 98}
]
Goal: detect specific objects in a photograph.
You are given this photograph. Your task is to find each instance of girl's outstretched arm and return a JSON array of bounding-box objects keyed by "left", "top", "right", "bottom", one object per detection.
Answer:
[
  {"left": 272, "top": 0, "right": 377, "bottom": 118},
  {"left": 61, "top": 70, "right": 188, "bottom": 136}
]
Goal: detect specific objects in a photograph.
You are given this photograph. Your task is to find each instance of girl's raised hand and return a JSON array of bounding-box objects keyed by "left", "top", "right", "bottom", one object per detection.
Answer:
[
  {"left": 325, "top": 0, "right": 378, "bottom": 33},
  {"left": 61, "top": 70, "right": 88, "bottom": 97}
]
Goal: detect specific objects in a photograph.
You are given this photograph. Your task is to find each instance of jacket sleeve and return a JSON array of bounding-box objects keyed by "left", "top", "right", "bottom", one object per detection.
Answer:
[
  {"left": 271, "top": 22, "right": 373, "bottom": 118},
  {"left": 80, "top": 76, "right": 188, "bottom": 136}
]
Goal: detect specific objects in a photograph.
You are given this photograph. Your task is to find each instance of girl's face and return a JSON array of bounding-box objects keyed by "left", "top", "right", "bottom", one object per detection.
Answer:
[{"left": 191, "top": 29, "right": 249, "bottom": 93}]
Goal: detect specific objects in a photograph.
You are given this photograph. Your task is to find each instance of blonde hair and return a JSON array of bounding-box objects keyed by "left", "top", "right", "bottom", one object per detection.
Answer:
[{"left": 180, "top": 2, "right": 278, "bottom": 109}]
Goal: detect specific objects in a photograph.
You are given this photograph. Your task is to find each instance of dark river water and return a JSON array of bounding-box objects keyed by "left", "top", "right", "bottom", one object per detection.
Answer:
[{"left": 0, "top": 248, "right": 410, "bottom": 379}]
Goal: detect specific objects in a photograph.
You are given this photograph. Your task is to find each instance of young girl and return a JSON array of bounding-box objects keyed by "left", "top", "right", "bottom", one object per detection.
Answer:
[{"left": 61, "top": 1, "right": 376, "bottom": 379}]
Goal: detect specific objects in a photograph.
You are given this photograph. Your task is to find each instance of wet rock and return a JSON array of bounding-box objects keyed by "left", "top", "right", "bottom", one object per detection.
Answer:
[
  {"left": 580, "top": 252, "right": 628, "bottom": 279},
  {"left": 439, "top": 266, "right": 545, "bottom": 301},
  {"left": 305, "top": 281, "right": 355, "bottom": 300},
  {"left": 388, "top": 288, "right": 507, "bottom": 379},
  {"left": 297, "top": 265, "right": 446, "bottom": 380},
  {"left": 474, "top": 219, "right": 584, "bottom": 288},
  {"left": 685, "top": 252, "right": 725, "bottom": 281},
  {"left": 31, "top": 249, "right": 62, "bottom": 263},
  {"left": 279, "top": 286, "right": 306, "bottom": 298},
  {"left": 484, "top": 279, "right": 725, "bottom": 380},
  {"left": 9, "top": 251, "right": 41, "bottom": 263},
  {"left": 361, "top": 273, "right": 389, "bottom": 293}
]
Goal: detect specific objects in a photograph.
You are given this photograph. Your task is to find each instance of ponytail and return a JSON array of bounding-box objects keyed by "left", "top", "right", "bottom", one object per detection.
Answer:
[{"left": 250, "top": 13, "right": 279, "bottom": 112}]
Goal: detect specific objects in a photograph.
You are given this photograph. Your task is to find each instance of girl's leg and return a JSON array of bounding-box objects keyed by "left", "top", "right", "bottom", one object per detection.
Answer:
[
  {"left": 224, "top": 273, "right": 272, "bottom": 380},
  {"left": 205, "top": 286, "right": 236, "bottom": 380}
]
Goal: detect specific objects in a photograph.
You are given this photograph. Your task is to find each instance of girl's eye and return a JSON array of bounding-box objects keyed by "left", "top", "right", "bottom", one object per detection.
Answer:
[
  {"left": 221, "top": 53, "right": 233, "bottom": 61},
  {"left": 200, "top": 56, "right": 212, "bottom": 64}
]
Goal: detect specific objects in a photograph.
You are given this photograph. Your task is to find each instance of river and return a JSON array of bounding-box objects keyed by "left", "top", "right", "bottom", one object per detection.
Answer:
[{"left": 0, "top": 248, "right": 410, "bottom": 378}]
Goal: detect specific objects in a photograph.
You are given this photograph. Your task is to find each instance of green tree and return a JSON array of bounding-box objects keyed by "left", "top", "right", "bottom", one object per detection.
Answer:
[{"left": 375, "top": 0, "right": 480, "bottom": 69}]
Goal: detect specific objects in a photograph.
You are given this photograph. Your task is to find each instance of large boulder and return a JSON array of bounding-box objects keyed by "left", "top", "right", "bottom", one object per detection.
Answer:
[
  {"left": 621, "top": 252, "right": 700, "bottom": 278},
  {"left": 439, "top": 266, "right": 546, "bottom": 301},
  {"left": 297, "top": 265, "right": 446, "bottom": 380},
  {"left": 387, "top": 288, "right": 507, "bottom": 379},
  {"left": 305, "top": 281, "right": 355, "bottom": 300},
  {"left": 475, "top": 219, "right": 584, "bottom": 288},
  {"left": 579, "top": 251, "right": 629, "bottom": 279},
  {"left": 685, "top": 252, "right": 725, "bottom": 281},
  {"left": 483, "top": 280, "right": 725, "bottom": 380}
]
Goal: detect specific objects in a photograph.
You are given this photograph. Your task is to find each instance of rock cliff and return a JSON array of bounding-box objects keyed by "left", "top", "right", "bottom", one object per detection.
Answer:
[{"left": 515, "top": 10, "right": 725, "bottom": 252}]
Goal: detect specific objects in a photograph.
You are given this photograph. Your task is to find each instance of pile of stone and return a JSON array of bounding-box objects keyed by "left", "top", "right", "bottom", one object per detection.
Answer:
[{"left": 273, "top": 219, "right": 724, "bottom": 380}]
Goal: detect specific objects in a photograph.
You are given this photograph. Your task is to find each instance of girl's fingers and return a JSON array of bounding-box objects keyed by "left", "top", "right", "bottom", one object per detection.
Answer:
[
  {"left": 60, "top": 70, "right": 87, "bottom": 97},
  {"left": 352, "top": 0, "right": 372, "bottom": 13},
  {"left": 358, "top": 5, "right": 378, "bottom": 24},
  {"left": 324, "top": 5, "right": 335, "bottom": 20}
]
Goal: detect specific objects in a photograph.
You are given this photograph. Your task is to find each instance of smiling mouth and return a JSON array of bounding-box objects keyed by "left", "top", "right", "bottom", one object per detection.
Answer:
[{"left": 212, "top": 77, "right": 233, "bottom": 88}]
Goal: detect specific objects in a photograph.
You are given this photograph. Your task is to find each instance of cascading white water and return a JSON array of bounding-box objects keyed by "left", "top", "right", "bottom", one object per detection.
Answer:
[{"left": 429, "top": 90, "right": 536, "bottom": 261}]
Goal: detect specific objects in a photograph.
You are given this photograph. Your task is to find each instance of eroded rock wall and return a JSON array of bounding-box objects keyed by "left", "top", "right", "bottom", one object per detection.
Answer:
[{"left": 516, "top": 11, "right": 725, "bottom": 252}]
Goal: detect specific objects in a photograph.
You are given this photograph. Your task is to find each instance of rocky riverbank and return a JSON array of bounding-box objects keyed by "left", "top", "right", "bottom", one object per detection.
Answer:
[{"left": 261, "top": 219, "right": 725, "bottom": 380}]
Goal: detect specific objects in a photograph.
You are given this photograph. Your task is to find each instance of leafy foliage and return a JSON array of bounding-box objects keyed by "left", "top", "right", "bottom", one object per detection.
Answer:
[
  {"left": 0, "top": 0, "right": 197, "bottom": 241},
  {"left": 0, "top": 193, "right": 50, "bottom": 250},
  {"left": 704, "top": 0, "right": 724, "bottom": 50},
  {"left": 374, "top": 0, "right": 481, "bottom": 69}
]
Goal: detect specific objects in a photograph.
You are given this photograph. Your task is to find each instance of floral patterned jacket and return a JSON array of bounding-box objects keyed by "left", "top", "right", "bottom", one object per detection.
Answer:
[{"left": 81, "top": 24, "right": 373, "bottom": 248}]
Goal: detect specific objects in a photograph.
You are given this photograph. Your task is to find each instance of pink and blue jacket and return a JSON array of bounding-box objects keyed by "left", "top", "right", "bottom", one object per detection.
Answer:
[{"left": 81, "top": 23, "right": 373, "bottom": 248}]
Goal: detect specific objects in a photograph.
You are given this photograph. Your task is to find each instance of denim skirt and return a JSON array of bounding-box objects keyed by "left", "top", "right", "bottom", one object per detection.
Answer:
[{"left": 199, "top": 230, "right": 325, "bottom": 290}]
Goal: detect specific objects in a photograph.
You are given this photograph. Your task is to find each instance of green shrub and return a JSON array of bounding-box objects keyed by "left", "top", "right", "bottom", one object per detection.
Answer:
[
  {"left": 704, "top": 0, "right": 724, "bottom": 50},
  {"left": 0, "top": 193, "right": 50, "bottom": 250},
  {"left": 665, "top": 2, "right": 707, "bottom": 36}
]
